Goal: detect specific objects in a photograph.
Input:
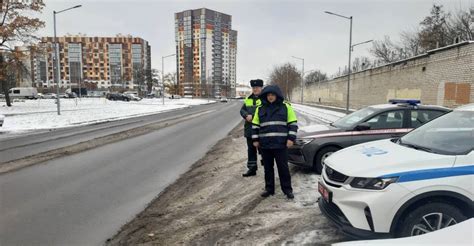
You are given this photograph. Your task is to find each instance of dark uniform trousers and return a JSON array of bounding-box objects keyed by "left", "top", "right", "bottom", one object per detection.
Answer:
[
  {"left": 246, "top": 138, "right": 258, "bottom": 171},
  {"left": 261, "top": 148, "right": 292, "bottom": 194}
]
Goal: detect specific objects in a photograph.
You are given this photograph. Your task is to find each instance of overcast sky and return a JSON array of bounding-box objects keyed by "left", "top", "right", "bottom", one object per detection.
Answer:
[{"left": 39, "top": 0, "right": 472, "bottom": 85}]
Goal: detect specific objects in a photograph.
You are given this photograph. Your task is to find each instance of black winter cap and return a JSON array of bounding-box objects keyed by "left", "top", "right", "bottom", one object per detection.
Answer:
[{"left": 250, "top": 79, "right": 264, "bottom": 87}]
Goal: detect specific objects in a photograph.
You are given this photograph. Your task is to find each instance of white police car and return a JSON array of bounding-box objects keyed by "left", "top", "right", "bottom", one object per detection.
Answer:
[{"left": 318, "top": 103, "right": 473, "bottom": 239}]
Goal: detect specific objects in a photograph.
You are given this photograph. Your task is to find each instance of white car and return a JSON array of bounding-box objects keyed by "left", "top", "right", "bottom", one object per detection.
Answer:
[
  {"left": 0, "top": 114, "right": 4, "bottom": 127},
  {"left": 43, "top": 93, "right": 57, "bottom": 99},
  {"left": 126, "top": 94, "right": 142, "bottom": 101},
  {"left": 318, "top": 103, "right": 473, "bottom": 239},
  {"left": 334, "top": 219, "right": 473, "bottom": 245},
  {"left": 8, "top": 87, "right": 38, "bottom": 99}
]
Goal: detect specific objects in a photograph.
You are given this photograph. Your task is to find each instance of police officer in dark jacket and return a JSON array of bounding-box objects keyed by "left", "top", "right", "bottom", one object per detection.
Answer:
[
  {"left": 252, "top": 85, "right": 298, "bottom": 199},
  {"left": 239, "top": 79, "right": 263, "bottom": 177}
]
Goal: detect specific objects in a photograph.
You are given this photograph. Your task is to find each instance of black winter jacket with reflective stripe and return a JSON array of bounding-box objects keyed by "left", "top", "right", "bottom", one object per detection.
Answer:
[{"left": 251, "top": 85, "right": 298, "bottom": 149}]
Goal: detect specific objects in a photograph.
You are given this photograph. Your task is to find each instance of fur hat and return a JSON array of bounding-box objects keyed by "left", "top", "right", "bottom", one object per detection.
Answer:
[{"left": 250, "top": 79, "right": 263, "bottom": 87}]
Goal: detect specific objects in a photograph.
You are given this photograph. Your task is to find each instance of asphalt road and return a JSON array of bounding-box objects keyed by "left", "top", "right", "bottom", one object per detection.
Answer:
[
  {"left": 0, "top": 102, "right": 225, "bottom": 163},
  {"left": 0, "top": 101, "right": 242, "bottom": 245}
]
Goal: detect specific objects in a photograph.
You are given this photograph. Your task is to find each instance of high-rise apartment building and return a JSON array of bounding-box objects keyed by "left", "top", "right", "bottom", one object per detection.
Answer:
[
  {"left": 175, "top": 8, "right": 237, "bottom": 97},
  {"left": 32, "top": 35, "right": 151, "bottom": 91}
]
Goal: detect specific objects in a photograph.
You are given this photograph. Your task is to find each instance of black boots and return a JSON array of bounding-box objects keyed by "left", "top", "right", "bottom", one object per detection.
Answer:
[
  {"left": 242, "top": 170, "right": 257, "bottom": 177},
  {"left": 285, "top": 191, "right": 294, "bottom": 199},
  {"left": 261, "top": 191, "right": 294, "bottom": 199},
  {"left": 261, "top": 190, "right": 275, "bottom": 197}
]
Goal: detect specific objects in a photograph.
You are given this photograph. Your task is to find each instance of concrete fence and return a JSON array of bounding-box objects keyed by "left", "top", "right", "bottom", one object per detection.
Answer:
[{"left": 292, "top": 41, "right": 474, "bottom": 109}]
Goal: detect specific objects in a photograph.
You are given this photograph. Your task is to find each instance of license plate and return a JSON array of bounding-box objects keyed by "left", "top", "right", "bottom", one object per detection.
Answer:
[{"left": 318, "top": 182, "right": 332, "bottom": 203}]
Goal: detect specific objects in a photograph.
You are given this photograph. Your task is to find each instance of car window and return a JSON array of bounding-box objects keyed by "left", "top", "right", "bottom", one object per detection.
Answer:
[
  {"left": 332, "top": 107, "right": 376, "bottom": 129},
  {"left": 401, "top": 111, "right": 474, "bottom": 155},
  {"left": 365, "top": 110, "right": 404, "bottom": 130},
  {"left": 13, "top": 90, "right": 20, "bottom": 94},
  {"left": 410, "top": 110, "right": 445, "bottom": 128}
]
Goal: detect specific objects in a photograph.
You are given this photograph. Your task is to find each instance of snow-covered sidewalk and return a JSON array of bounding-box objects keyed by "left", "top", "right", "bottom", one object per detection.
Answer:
[
  {"left": 292, "top": 103, "right": 346, "bottom": 124},
  {"left": 0, "top": 98, "right": 214, "bottom": 133}
]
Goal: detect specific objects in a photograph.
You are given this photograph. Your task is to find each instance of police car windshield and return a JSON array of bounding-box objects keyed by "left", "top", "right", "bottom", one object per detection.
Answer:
[
  {"left": 400, "top": 111, "right": 474, "bottom": 155},
  {"left": 332, "top": 107, "right": 376, "bottom": 129}
]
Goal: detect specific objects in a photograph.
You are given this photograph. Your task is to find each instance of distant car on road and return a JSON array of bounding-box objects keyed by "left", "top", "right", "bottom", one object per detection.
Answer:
[
  {"left": 289, "top": 99, "right": 450, "bottom": 173},
  {"left": 318, "top": 103, "right": 474, "bottom": 239},
  {"left": 146, "top": 93, "right": 156, "bottom": 98},
  {"left": 106, "top": 93, "right": 130, "bottom": 101},
  {"left": 126, "top": 94, "right": 142, "bottom": 101},
  {"left": 59, "top": 92, "right": 76, "bottom": 98},
  {"left": 8, "top": 87, "right": 38, "bottom": 99},
  {"left": 220, "top": 97, "right": 228, "bottom": 103},
  {"left": 43, "top": 93, "right": 57, "bottom": 99}
]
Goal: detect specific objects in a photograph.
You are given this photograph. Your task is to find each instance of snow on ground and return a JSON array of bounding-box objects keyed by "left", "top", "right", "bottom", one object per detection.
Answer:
[
  {"left": 0, "top": 98, "right": 214, "bottom": 133},
  {"left": 292, "top": 103, "right": 346, "bottom": 124},
  {"left": 288, "top": 105, "right": 345, "bottom": 212},
  {"left": 293, "top": 103, "right": 346, "bottom": 134}
]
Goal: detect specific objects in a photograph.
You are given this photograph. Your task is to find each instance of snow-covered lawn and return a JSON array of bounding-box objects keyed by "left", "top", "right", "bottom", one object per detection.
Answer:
[
  {"left": 0, "top": 98, "right": 214, "bottom": 133},
  {"left": 292, "top": 103, "right": 346, "bottom": 124}
]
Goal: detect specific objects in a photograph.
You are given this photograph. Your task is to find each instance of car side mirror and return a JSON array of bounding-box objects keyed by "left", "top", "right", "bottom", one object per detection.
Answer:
[{"left": 355, "top": 122, "right": 371, "bottom": 131}]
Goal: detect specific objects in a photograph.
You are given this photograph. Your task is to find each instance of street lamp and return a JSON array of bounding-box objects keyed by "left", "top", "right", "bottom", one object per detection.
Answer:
[
  {"left": 161, "top": 53, "right": 176, "bottom": 105},
  {"left": 207, "top": 68, "right": 212, "bottom": 102},
  {"left": 291, "top": 56, "right": 304, "bottom": 104},
  {"left": 53, "top": 4, "right": 81, "bottom": 115},
  {"left": 352, "top": 40, "right": 373, "bottom": 51},
  {"left": 324, "top": 10, "right": 352, "bottom": 113}
]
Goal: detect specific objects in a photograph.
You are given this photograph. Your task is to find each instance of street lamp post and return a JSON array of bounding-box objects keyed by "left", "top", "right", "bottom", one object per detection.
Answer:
[
  {"left": 53, "top": 5, "right": 81, "bottom": 115},
  {"left": 291, "top": 56, "right": 304, "bottom": 104},
  {"left": 207, "top": 68, "right": 211, "bottom": 102},
  {"left": 286, "top": 67, "right": 289, "bottom": 100},
  {"left": 161, "top": 53, "right": 176, "bottom": 105},
  {"left": 325, "top": 11, "right": 352, "bottom": 113},
  {"left": 351, "top": 40, "right": 373, "bottom": 51}
]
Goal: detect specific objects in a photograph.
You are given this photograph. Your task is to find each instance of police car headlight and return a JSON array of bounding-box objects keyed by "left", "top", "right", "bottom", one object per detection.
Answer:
[
  {"left": 350, "top": 177, "right": 398, "bottom": 190},
  {"left": 296, "top": 138, "right": 314, "bottom": 146}
]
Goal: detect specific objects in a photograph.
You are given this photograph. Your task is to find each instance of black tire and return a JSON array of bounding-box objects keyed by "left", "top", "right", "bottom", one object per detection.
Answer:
[
  {"left": 313, "top": 146, "right": 340, "bottom": 174},
  {"left": 397, "top": 202, "right": 467, "bottom": 237}
]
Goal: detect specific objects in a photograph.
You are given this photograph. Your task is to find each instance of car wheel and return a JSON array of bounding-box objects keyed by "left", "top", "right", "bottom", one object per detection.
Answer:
[
  {"left": 397, "top": 202, "right": 466, "bottom": 237},
  {"left": 314, "top": 146, "right": 340, "bottom": 174}
]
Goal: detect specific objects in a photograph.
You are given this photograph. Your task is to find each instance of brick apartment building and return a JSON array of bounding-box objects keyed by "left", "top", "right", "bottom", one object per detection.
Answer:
[{"left": 31, "top": 35, "right": 151, "bottom": 92}]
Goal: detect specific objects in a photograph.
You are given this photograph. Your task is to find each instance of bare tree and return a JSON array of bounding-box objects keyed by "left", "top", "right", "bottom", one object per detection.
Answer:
[
  {"left": 268, "top": 63, "right": 300, "bottom": 101},
  {"left": 369, "top": 5, "right": 472, "bottom": 68},
  {"left": 370, "top": 36, "right": 401, "bottom": 63},
  {"left": 164, "top": 72, "right": 177, "bottom": 95},
  {"left": 148, "top": 68, "right": 161, "bottom": 94},
  {"left": 0, "top": 0, "right": 45, "bottom": 106},
  {"left": 400, "top": 30, "right": 424, "bottom": 58},
  {"left": 446, "top": 8, "right": 474, "bottom": 42},
  {"left": 304, "top": 70, "right": 327, "bottom": 84},
  {"left": 352, "top": 57, "right": 372, "bottom": 72}
]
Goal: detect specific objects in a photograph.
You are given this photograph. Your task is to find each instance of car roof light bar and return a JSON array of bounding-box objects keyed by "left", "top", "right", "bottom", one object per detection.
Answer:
[{"left": 389, "top": 99, "right": 421, "bottom": 105}]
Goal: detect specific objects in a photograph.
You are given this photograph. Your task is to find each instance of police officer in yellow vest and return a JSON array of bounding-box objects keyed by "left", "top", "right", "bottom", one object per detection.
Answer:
[
  {"left": 239, "top": 79, "right": 263, "bottom": 177},
  {"left": 252, "top": 84, "right": 298, "bottom": 199}
]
